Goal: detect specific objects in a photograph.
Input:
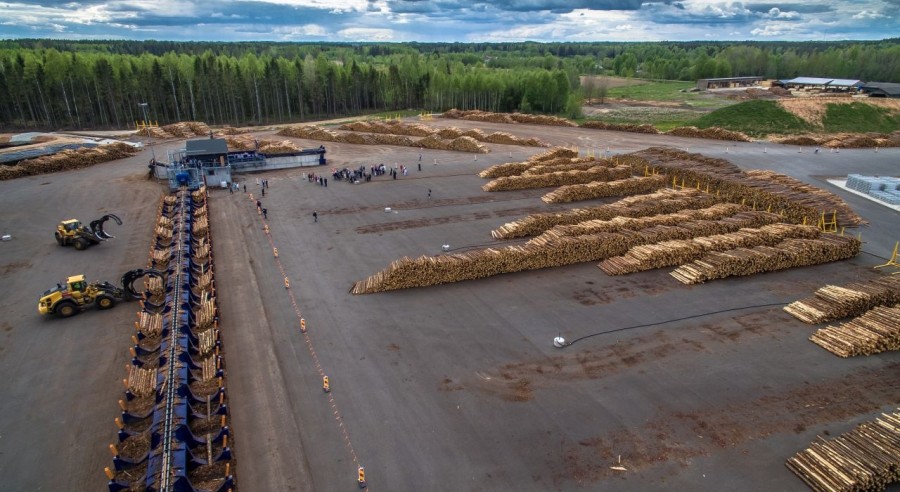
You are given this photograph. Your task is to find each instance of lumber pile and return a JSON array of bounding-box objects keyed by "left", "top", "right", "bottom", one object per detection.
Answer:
[
  {"left": 441, "top": 109, "right": 577, "bottom": 127},
  {"left": 351, "top": 210, "right": 781, "bottom": 294},
  {"left": 138, "top": 121, "right": 211, "bottom": 139},
  {"left": 809, "top": 305, "right": 900, "bottom": 357},
  {"left": 341, "top": 120, "right": 434, "bottom": 137},
  {"left": 0, "top": 143, "right": 140, "bottom": 181},
  {"left": 785, "top": 408, "right": 900, "bottom": 491},
  {"left": 580, "top": 121, "right": 660, "bottom": 134},
  {"left": 492, "top": 188, "right": 723, "bottom": 239},
  {"left": 600, "top": 223, "right": 820, "bottom": 275},
  {"left": 776, "top": 132, "right": 900, "bottom": 149},
  {"left": 277, "top": 125, "right": 488, "bottom": 153},
  {"left": 479, "top": 147, "right": 579, "bottom": 178},
  {"left": 663, "top": 126, "right": 752, "bottom": 142},
  {"left": 784, "top": 276, "right": 900, "bottom": 324},
  {"left": 669, "top": 235, "right": 861, "bottom": 284},
  {"left": 483, "top": 165, "right": 633, "bottom": 191},
  {"left": 630, "top": 148, "right": 865, "bottom": 227},
  {"left": 541, "top": 175, "right": 667, "bottom": 203}
]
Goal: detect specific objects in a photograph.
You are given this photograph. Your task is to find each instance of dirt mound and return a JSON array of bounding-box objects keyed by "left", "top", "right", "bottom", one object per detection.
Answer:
[
  {"left": 664, "top": 126, "right": 752, "bottom": 142},
  {"left": 580, "top": 121, "right": 659, "bottom": 134},
  {"left": 0, "top": 142, "right": 139, "bottom": 180},
  {"left": 778, "top": 99, "right": 900, "bottom": 126}
]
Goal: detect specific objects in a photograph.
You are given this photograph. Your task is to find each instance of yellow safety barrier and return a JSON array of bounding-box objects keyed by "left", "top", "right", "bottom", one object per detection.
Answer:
[
  {"left": 358, "top": 466, "right": 367, "bottom": 488},
  {"left": 273, "top": 247, "right": 278, "bottom": 257},
  {"left": 300, "top": 318, "right": 306, "bottom": 333},
  {"left": 874, "top": 241, "right": 900, "bottom": 272},
  {"left": 323, "top": 375, "right": 330, "bottom": 393},
  {"left": 284, "top": 277, "right": 290, "bottom": 289},
  {"left": 818, "top": 210, "right": 838, "bottom": 233}
]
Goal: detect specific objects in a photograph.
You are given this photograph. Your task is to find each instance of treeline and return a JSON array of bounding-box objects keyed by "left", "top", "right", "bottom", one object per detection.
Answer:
[{"left": 0, "top": 39, "right": 897, "bottom": 130}]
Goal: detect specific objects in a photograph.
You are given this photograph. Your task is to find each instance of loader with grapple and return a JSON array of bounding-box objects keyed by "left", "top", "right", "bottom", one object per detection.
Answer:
[
  {"left": 38, "top": 269, "right": 162, "bottom": 318},
  {"left": 54, "top": 214, "right": 122, "bottom": 250}
]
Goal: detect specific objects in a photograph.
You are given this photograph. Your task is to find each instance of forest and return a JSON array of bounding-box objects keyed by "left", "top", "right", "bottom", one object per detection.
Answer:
[{"left": 0, "top": 39, "right": 897, "bottom": 130}]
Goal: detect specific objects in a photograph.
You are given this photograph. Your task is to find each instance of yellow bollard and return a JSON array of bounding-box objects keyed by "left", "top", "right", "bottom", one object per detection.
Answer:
[
  {"left": 300, "top": 318, "right": 307, "bottom": 333},
  {"left": 284, "top": 277, "right": 290, "bottom": 289},
  {"left": 273, "top": 247, "right": 279, "bottom": 258},
  {"left": 323, "top": 375, "right": 330, "bottom": 393},
  {"left": 358, "top": 466, "right": 367, "bottom": 488}
]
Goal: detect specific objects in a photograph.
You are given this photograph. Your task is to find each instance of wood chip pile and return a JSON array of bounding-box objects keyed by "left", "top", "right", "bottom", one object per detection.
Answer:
[
  {"left": 541, "top": 175, "right": 667, "bottom": 203},
  {"left": 600, "top": 223, "right": 821, "bottom": 275},
  {"left": 277, "top": 125, "right": 488, "bottom": 153},
  {"left": 351, "top": 209, "right": 780, "bottom": 294},
  {"left": 0, "top": 143, "right": 139, "bottom": 181},
  {"left": 669, "top": 235, "right": 861, "bottom": 284},
  {"left": 483, "top": 165, "right": 633, "bottom": 191},
  {"left": 663, "top": 126, "right": 752, "bottom": 142},
  {"left": 631, "top": 148, "right": 864, "bottom": 226},
  {"left": 784, "top": 276, "right": 900, "bottom": 324},
  {"left": 786, "top": 408, "right": 900, "bottom": 491},
  {"left": 340, "top": 120, "right": 547, "bottom": 147},
  {"left": 579, "top": 121, "right": 660, "bottom": 134},
  {"left": 492, "top": 188, "right": 722, "bottom": 239},
  {"left": 441, "top": 109, "right": 577, "bottom": 127},
  {"left": 809, "top": 305, "right": 900, "bottom": 357}
]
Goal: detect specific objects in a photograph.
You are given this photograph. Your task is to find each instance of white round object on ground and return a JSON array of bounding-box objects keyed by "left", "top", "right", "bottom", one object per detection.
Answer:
[
  {"left": 553, "top": 336, "right": 566, "bottom": 348},
  {"left": 384, "top": 207, "right": 392, "bottom": 213}
]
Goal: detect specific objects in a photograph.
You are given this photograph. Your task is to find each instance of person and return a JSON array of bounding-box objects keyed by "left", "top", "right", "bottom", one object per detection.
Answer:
[
  {"left": 418, "top": 162, "right": 421, "bottom": 171},
  {"left": 313, "top": 211, "right": 318, "bottom": 223},
  {"left": 262, "top": 208, "right": 268, "bottom": 219},
  {"left": 261, "top": 188, "right": 265, "bottom": 197},
  {"left": 428, "top": 189, "right": 431, "bottom": 199},
  {"left": 256, "top": 200, "right": 262, "bottom": 209},
  {"left": 229, "top": 184, "right": 233, "bottom": 194},
  {"left": 243, "top": 184, "right": 247, "bottom": 193}
]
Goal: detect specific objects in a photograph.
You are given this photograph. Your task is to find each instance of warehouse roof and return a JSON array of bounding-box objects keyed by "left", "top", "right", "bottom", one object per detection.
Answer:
[
  {"left": 185, "top": 138, "right": 228, "bottom": 157},
  {"left": 780, "top": 77, "right": 863, "bottom": 87},
  {"left": 860, "top": 82, "right": 900, "bottom": 97}
]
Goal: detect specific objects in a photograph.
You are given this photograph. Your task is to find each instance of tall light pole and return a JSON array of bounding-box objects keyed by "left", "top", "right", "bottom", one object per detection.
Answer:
[{"left": 138, "top": 102, "right": 156, "bottom": 162}]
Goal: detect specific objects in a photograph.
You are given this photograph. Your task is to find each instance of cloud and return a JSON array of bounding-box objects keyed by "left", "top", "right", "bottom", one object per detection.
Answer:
[
  {"left": 337, "top": 27, "right": 395, "bottom": 40},
  {"left": 852, "top": 9, "right": 886, "bottom": 19}
]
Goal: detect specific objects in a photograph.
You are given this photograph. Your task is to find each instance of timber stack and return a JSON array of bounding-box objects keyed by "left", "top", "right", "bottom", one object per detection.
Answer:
[
  {"left": 669, "top": 235, "right": 861, "bottom": 284},
  {"left": 541, "top": 174, "right": 667, "bottom": 203},
  {"left": 784, "top": 276, "right": 900, "bottom": 324},
  {"left": 786, "top": 408, "right": 900, "bottom": 491},
  {"left": 809, "top": 305, "right": 900, "bottom": 357}
]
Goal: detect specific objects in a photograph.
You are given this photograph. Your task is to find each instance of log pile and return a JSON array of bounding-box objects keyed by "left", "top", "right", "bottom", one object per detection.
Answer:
[
  {"left": 776, "top": 132, "right": 900, "bottom": 149},
  {"left": 492, "top": 188, "right": 722, "bottom": 239},
  {"left": 809, "top": 305, "right": 900, "bottom": 357},
  {"left": 277, "top": 125, "right": 488, "bottom": 153},
  {"left": 630, "top": 148, "right": 865, "bottom": 227},
  {"left": 126, "top": 365, "right": 157, "bottom": 398},
  {"left": 339, "top": 120, "right": 547, "bottom": 146},
  {"left": 580, "top": 121, "right": 660, "bottom": 134},
  {"left": 441, "top": 109, "right": 577, "bottom": 127},
  {"left": 541, "top": 175, "right": 667, "bottom": 203},
  {"left": 784, "top": 276, "right": 900, "bottom": 324},
  {"left": 785, "top": 408, "right": 900, "bottom": 491},
  {"left": 0, "top": 143, "right": 140, "bottom": 181},
  {"left": 669, "top": 235, "right": 861, "bottom": 284},
  {"left": 663, "top": 126, "right": 752, "bottom": 142},
  {"left": 351, "top": 210, "right": 781, "bottom": 294},
  {"left": 600, "top": 223, "right": 820, "bottom": 275},
  {"left": 483, "top": 165, "right": 633, "bottom": 191},
  {"left": 138, "top": 121, "right": 211, "bottom": 139},
  {"left": 479, "top": 147, "right": 579, "bottom": 178}
]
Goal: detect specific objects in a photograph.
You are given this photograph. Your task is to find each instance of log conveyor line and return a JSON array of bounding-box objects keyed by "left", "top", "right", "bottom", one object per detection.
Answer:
[{"left": 105, "top": 186, "right": 236, "bottom": 492}]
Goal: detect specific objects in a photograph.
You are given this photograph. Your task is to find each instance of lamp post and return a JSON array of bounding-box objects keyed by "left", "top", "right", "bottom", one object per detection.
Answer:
[{"left": 138, "top": 102, "right": 156, "bottom": 162}]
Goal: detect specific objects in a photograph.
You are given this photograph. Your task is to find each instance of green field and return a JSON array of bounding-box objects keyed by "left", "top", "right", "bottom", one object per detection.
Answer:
[
  {"left": 692, "top": 100, "right": 812, "bottom": 136},
  {"left": 821, "top": 102, "right": 899, "bottom": 134}
]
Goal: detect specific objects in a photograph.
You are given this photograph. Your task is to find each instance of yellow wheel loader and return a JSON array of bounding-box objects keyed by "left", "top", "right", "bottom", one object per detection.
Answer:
[
  {"left": 55, "top": 214, "right": 122, "bottom": 250},
  {"left": 38, "top": 269, "right": 162, "bottom": 318}
]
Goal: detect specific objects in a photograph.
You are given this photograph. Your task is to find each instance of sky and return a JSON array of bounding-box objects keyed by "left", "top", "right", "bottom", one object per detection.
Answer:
[{"left": 0, "top": 0, "right": 897, "bottom": 42}]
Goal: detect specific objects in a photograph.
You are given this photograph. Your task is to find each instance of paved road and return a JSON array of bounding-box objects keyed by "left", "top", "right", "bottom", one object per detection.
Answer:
[{"left": 0, "top": 124, "right": 897, "bottom": 491}]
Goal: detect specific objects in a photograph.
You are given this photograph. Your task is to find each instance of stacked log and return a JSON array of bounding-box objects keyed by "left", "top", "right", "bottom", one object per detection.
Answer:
[
  {"left": 483, "top": 165, "right": 633, "bottom": 191},
  {"left": 441, "top": 109, "right": 577, "bottom": 127},
  {"left": 479, "top": 147, "right": 579, "bottom": 178},
  {"left": 809, "top": 305, "right": 900, "bottom": 357},
  {"left": 0, "top": 143, "right": 140, "bottom": 181},
  {"left": 139, "top": 121, "right": 211, "bottom": 139},
  {"left": 600, "top": 223, "right": 820, "bottom": 275},
  {"left": 785, "top": 276, "right": 900, "bottom": 324},
  {"left": 670, "top": 235, "right": 861, "bottom": 284},
  {"left": 785, "top": 408, "right": 900, "bottom": 491},
  {"left": 352, "top": 210, "right": 781, "bottom": 294},
  {"left": 541, "top": 175, "right": 667, "bottom": 203},
  {"left": 277, "top": 125, "right": 487, "bottom": 153},
  {"left": 492, "top": 188, "right": 722, "bottom": 239},
  {"left": 416, "top": 134, "right": 488, "bottom": 153},
  {"left": 630, "top": 148, "right": 864, "bottom": 227},
  {"left": 580, "top": 121, "right": 660, "bottom": 134},
  {"left": 663, "top": 126, "right": 752, "bottom": 142},
  {"left": 126, "top": 366, "right": 157, "bottom": 398}
]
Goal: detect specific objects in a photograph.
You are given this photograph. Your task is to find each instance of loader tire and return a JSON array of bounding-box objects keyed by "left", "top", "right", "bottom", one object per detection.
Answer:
[
  {"left": 54, "top": 301, "right": 78, "bottom": 318},
  {"left": 96, "top": 295, "right": 116, "bottom": 310},
  {"left": 73, "top": 238, "right": 88, "bottom": 250}
]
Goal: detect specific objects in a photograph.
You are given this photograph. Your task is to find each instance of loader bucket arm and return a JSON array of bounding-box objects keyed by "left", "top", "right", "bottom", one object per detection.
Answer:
[
  {"left": 89, "top": 214, "right": 123, "bottom": 241},
  {"left": 122, "top": 268, "right": 164, "bottom": 300}
]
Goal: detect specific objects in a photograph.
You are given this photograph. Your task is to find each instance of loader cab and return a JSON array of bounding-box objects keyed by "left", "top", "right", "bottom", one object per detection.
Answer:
[
  {"left": 67, "top": 275, "right": 87, "bottom": 294},
  {"left": 59, "top": 219, "right": 81, "bottom": 235}
]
